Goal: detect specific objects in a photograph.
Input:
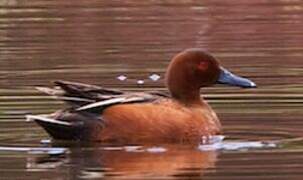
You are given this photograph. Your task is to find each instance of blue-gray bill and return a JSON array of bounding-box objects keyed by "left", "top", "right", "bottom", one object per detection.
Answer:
[{"left": 217, "top": 67, "right": 257, "bottom": 88}]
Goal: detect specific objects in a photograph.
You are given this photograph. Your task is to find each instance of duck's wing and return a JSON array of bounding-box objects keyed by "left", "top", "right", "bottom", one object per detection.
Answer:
[
  {"left": 29, "top": 80, "right": 168, "bottom": 140},
  {"left": 36, "top": 80, "right": 124, "bottom": 106},
  {"left": 36, "top": 80, "right": 166, "bottom": 110},
  {"left": 26, "top": 92, "right": 153, "bottom": 140}
]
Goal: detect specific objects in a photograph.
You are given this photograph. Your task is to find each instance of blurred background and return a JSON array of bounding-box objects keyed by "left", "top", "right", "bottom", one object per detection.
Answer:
[{"left": 0, "top": 0, "right": 303, "bottom": 179}]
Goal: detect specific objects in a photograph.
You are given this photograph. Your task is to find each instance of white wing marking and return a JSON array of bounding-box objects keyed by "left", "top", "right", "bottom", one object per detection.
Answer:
[{"left": 26, "top": 115, "right": 72, "bottom": 126}]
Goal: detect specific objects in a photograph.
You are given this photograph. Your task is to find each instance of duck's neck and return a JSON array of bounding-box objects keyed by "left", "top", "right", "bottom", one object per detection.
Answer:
[{"left": 168, "top": 85, "right": 203, "bottom": 106}]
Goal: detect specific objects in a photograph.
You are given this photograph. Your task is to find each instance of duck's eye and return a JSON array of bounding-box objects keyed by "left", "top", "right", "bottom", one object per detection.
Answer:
[{"left": 197, "top": 61, "right": 209, "bottom": 71}]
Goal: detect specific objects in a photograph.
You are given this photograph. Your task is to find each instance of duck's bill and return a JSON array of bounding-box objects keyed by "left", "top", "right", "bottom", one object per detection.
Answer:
[{"left": 217, "top": 67, "right": 257, "bottom": 88}]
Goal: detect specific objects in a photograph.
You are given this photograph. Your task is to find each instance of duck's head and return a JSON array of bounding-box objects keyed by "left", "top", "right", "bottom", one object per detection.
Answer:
[{"left": 166, "top": 48, "right": 256, "bottom": 105}]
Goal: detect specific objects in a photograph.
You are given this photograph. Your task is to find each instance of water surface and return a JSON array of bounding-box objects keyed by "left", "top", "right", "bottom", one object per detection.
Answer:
[{"left": 1, "top": 0, "right": 303, "bottom": 179}]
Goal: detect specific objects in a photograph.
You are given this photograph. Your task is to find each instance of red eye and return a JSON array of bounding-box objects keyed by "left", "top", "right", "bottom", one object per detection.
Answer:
[{"left": 198, "top": 61, "right": 209, "bottom": 71}]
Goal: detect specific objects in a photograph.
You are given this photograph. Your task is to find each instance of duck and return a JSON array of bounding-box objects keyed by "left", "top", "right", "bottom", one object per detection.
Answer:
[{"left": 26, "top": 48, "right": 256, "bottom": 144}]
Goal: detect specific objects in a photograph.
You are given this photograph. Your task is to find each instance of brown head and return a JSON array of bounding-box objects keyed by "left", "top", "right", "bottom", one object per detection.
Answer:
[{"left": 166, "top": 48, "right": 256, "bottom": 105}]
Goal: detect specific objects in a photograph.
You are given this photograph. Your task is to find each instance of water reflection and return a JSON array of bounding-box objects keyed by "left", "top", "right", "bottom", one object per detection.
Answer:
[{"left": 27, "top": 145, "right": 217, "bottom": 179}]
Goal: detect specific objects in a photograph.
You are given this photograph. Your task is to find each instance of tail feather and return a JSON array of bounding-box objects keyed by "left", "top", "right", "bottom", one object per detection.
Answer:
[
  {"left": 26, "top": 115, "right": 86, "bottom": 140},
  {"left": 26, "top": 111, "right": 104, "bottom": 141}
]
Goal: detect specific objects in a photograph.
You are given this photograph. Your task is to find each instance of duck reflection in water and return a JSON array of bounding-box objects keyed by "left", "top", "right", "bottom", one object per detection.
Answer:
[{"left": 27, "top": 144, "right": 217, "bottom": 179}]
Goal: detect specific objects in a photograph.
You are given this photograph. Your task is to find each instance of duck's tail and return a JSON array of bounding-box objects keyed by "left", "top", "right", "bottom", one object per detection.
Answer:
[{"left": 26, "top": 112, "right": 103, "bottom": 141}]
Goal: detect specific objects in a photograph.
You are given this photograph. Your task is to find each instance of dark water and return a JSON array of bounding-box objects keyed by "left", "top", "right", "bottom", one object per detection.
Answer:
[{"left": 1, "top": 0, "right": 303, "bottom": 179}]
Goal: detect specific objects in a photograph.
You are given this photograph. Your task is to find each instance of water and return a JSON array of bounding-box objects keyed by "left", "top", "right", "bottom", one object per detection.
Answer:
[{"left": 1, "top": 0, "right": 303, "bottom": 179}]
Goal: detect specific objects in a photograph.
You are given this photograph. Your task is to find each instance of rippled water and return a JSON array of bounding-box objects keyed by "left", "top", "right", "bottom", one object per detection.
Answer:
[{"left": 1, "top": 0, "right": 303, "bottom": 179}]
